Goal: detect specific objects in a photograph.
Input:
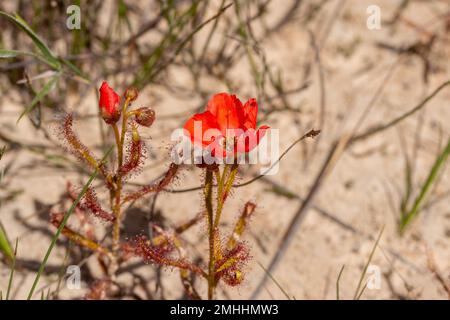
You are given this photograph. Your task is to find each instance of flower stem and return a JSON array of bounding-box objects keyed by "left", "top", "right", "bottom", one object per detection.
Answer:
[
  {"left": 112, "top": 98, "right": 131, "bottom": 255},
  {"left": 204, "top": 163, "right": 239, "bottom": 299},
  {"left": 112, "top": 124, "right": 121, "bottom": 166},
  {"left": 214, "top": 165, "right": 229, "bottom": 226},
  {"left": 204, "top": 169, "right": 215, "bottom": 300},
  {"left": 213, "top": 164, "right": 238, "bottom": 230}
]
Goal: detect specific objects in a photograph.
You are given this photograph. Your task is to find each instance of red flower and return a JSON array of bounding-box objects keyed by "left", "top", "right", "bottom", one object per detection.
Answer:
[
  {"left": 99, "top": 81, "right": 121, "bottom": 124},
  {"left": 183, "top": 93, "right": 269, "bottom": 157}
]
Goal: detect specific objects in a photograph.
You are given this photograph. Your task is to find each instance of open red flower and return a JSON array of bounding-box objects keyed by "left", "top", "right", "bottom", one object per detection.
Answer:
[
  {"left": 99, "top": 81, "right": 121, "bottom": 124},
  {"left": 183, "top": 93, "right": 269, "bottom": 157}
]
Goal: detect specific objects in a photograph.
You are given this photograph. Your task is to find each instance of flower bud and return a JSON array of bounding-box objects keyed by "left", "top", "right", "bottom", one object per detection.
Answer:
[
  {"left": 134, "top": 107, "right": 155, "bottom": 127},
  {"left": 124, "top": 87, "right": 139, "bottom": 102},
  {"left": 99, "top": 81, "right": 121, "bottom": 124}
]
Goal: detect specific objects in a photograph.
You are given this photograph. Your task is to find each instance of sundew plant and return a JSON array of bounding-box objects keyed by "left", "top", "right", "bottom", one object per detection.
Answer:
[{"left": 1, "top": 0, "right": 450, "bottom": 302}]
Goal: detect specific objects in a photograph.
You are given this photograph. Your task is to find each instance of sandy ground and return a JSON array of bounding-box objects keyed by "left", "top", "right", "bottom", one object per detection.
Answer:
[{"left": 0, "top": 0, "right": 449, "bottom": 299}]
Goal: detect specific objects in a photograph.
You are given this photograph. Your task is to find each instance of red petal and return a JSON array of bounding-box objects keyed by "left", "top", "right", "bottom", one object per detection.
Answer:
[
  {"left": 242, "top": 98, "right": 258, "bottom": 130},
  {"left": 206, "top": 93, "right": 244, "bottom": 133},
  {"left": 183, "top": 111, "right": 221, "bottom": 147},
  {"left": 235, "top": 125, "right": 270, "bottom": 153},
  {"left": 207, "top": 136, "right": 227, "bottom": 158},
  {"left": 99, "top": 81, "right": 120, "bottom": 115}
]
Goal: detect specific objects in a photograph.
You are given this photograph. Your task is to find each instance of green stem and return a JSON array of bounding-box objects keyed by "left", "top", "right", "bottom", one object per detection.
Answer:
[
  {"left": 214, "top": 164, "right": 238, "bottom": 230},
  {"left": 204, "top": 169, "right": 215, "bottom": 300},
  {"left": 112, "top": 124, "right": 122, "bottom": 167},
  {"left": 119, "top": 99, "right": 131, "bottom": 166},
  {"left": 213, "top": 164, "right": 229, "bottom": 229},
  {"left": 112, "top": 98, "right": 130, "bottom": 254},
  {"left": 205, "top": 163, "right": 239, "bottom": 299}
]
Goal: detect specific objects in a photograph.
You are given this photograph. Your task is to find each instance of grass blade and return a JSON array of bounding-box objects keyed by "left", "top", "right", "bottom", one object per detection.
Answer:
[
  {"left": 257, "top": 261, "right": 291, "bottom": 300},
  {"left": 17, "top": 76, "right": 58, "bottom": 123},
  {"left": 336, "top": 265, "right": 345, "bottom": 300},
  {"left": 355, "top": 282, "right": 368, "bottom": 300},
  {"left": 0, "top": 221, "right": 14, "bottom": 262},
  {"left": 353, "top": 227, "right": 384, "bottom": 299},
  {"left": 400, "top": 137, "right": 450, "bottom": 232},
  {"left": 59, "top": 58, "right": 90, "bottom": 82},
  {"left": 27, "top": 146, "right": 113, "bottom": 300},
  {"left": 0, "top": 49, "right": 39, "bottom": 59},
  {"left": 5, "top": 238, "right": 18, "bottom": 300},
  {"left": 0, "top": 11, "right": 60, "bottom": 69},
  {"left": 0, "top": 49, "right": 58, "bottom": 69}
]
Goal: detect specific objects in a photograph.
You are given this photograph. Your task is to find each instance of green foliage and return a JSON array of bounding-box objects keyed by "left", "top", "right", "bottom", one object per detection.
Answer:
[
  {"left": 0, "top": 221, "right": 13, "bottom": 262},
  {"left": 0, "top": 11, "right": 60, "bottom": 69},
  {"left": 27, "top": 147, "right": 113, "bottom": 300},
  {"left": 400, "top": 137, "right": 450, "bottom": 233}
]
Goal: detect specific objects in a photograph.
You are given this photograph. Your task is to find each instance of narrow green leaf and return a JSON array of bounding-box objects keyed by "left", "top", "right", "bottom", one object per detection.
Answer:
[
  {"left": 400, "top": 137, "right": 450, "bottom": 232},
  {"left": 59, "top": 58, "right": 90, "bottom": 82},
  {"left": 0, "top": 221, "right": 14, "bottom": 262},
  {"left": 6, "top": 238, "right": 18, "bottom": 300},
  {"left": 0, "top": 11, "right": 60, "bottom": 69},
  {"left": 27, "top": 146, "right": 113, "bottom": 300},
  {"left": 0, "top": 49, "right": 58, "bottom": 69},
  {"left": 0, "top": 49, "right": 36, "bottom": 58},
  {"left": 17, "top": 76, "right": 58, "bottom": 123}
]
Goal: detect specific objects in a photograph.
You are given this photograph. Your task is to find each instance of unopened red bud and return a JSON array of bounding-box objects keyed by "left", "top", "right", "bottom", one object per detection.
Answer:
[
  {"left": 124, "top": 87, "right": 139, "bottom": 102},
  {"left": 99, "top": 81, "right": 121, "bottom": 124},
  {"left": 134, "top": 107, "right": 155, "bottom": 127}
]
